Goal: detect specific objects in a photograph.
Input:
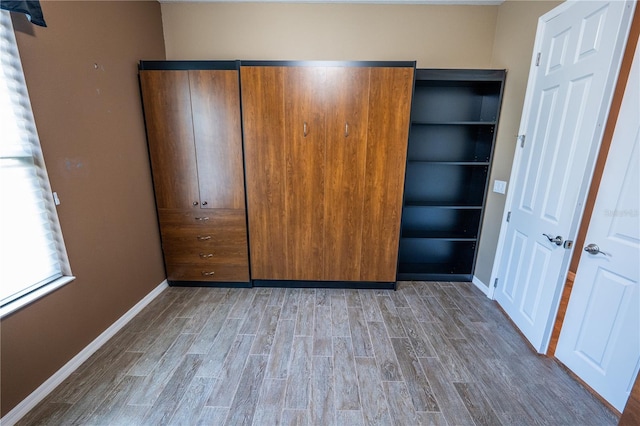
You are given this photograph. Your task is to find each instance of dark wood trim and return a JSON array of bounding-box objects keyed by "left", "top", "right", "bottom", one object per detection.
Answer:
[
  {"left": 554, "top": 356, "right": 621, "bottom": 417},
  {"left": 251, "top": 280, "right": 396, "bottom": 290},
  {"left": 547, "top": 271, "right": 575, "bottom": 355},
  {"left": 620, "top": 374, "right": 640, "bottom": 425},
  {"left": 168, "top": 280, "right": 251, "bottom": 288},
  {"left": 239, "top": 60, "right": 416, "bottom": 68},
  {"left": 493, "top": 296, "right": 622, "bottom": 419},
  {"left": 139, "top": 60, "right": 239, "bottom": 71}
]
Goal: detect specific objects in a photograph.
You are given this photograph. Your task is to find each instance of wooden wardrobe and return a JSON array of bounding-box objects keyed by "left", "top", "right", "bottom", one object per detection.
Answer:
[
  {"left": 139, "top": 61, "right": 250, "bottom": 284},
  {"left": 240, "top": 62, "right": 414, "bottom": 286}
]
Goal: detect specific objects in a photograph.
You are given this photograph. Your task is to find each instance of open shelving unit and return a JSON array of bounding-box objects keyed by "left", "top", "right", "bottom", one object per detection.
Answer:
[{"left": 397, "top": 69, "right": 506, "bottom": 282}]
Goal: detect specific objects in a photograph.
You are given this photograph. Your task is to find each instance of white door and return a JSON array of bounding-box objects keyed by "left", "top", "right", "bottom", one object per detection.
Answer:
[
  {"left": 492, "top": 0, "right": 635, "bottom": 352},
  {"left": 555, "top": 42, "right": 640, "bottom": 413}
]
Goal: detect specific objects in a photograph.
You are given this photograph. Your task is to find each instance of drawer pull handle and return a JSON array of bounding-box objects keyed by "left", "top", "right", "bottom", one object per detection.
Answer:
[
  {"left": 195, "top": 217, "right": 209, "bottom": 221},
  {"left": 202, "top": 271, "right": 215, "bottom": 276},
  {"left": 199, "top": 253, "right": 213, "bottom": 258},
  {"left": 197, "top": 235, "right": 212, "bottom": 241}
]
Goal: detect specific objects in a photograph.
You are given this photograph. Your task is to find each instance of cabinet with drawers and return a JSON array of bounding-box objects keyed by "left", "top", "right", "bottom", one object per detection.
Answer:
[{"left": 139, "top": 61, "right": 249, "bottom": 284}]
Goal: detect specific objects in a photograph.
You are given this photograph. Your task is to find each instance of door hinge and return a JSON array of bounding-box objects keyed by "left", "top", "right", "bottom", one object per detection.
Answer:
[
  {"left": 494, "top": 278, "right": 499, "bottom": 288},
  {"left": 535, "top": 52, "right": 541, "bottom": 66},
  {"left": 517, "top": 134, "right": 526, "bottom": 148},
  {"left": 506, "top": 211, "right": 511, "bottom": 222}
]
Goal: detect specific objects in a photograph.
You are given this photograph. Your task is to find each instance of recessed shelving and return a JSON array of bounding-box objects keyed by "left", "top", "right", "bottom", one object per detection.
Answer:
[
  {"left": 411, "top": 121, "right": 497, "bottom": 126},
  {"left": 406, "top": 161, "right": 491, "bottom": 166},
  {"left": 401, "top": 230, "right": 477, "bottom": 240},
  {"left": 397, "top": 69, "right": 506, "bottom": 282}
]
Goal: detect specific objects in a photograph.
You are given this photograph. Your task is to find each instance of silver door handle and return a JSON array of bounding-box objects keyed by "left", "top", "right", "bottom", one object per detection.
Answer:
[
  {"left": 543, "top": 233, "right": 563, "bottom": 246},
  {"left": 584, "top": 244, "right": 610, "bottom": 257}
]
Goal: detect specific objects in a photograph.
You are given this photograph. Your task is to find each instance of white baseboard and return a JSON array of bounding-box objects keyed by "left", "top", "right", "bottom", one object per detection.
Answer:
[
  {"left": 1, "top": 280, "right": 168, "bottom": 426},
  {"left": 472, "top": 275, "right": 490, "bottom": 297}
]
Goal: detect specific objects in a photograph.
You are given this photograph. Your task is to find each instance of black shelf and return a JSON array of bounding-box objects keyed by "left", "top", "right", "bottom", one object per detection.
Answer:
[
  {"left": 397, "top": 262, "right": 474, "bottom": 275},
  {"left": 411, "top": 121, "right": 496, "bottom": 126},
  {"left": 401, "top": 231, "right": 477, "bottom": 241},
  {"left": 398, "top": 69, "right": 505, "bottom": 282},
  {"left": 408, "top": 124, "right": 495, "bottom": 163},
  {"left": 406, "top": 161, "right": 490, "bottom": 166},
  {"left": 399, "top": 238, "right": 476, "bottom": 267},
  {"left": 404, "top": 163, "right": 489, "bottom": 206},
  {"left": 403, "top": 201, "right": 483, "bottom": 208},
  {"left": 401, "top": 206, "right": 481, "bottom": 239},
  {"left": 397, "top": 262, "right": 473, "bottom": 282}
]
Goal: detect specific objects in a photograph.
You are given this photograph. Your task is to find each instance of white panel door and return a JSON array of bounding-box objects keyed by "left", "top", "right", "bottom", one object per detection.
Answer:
[
  {"left": 493, "top": 0, "right": 635, "bottom": 352},
  {"left": 555, "top": 42, "right": 640, "bottom": 413}
]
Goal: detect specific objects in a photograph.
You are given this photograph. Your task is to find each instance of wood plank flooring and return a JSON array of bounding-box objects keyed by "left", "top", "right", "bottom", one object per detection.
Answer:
[{"left": 17, "top": 281, "right": 618, "bottom": 425}]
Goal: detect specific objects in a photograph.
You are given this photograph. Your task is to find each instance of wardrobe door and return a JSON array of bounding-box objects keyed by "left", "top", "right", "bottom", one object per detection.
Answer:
[
  {"left": 241, "top": 66, "right": 288, "bottom": 279},
  {"left": 360, "top": 67, "right": 414, "bottom": 281},
  {"left": 189, "top": 70, "right": 245, "bottom": 209},
  {"left": 140, "top": 71, "right": 199, "bottom": 210},
  {"left": 323, "top": 67, "right": 370, "bottom": 281},
  {"left": 284, "top": 67, "right": 327, "bottom": 280}
]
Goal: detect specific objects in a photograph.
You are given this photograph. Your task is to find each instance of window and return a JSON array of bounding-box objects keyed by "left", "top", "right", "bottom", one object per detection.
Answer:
[{"left": 0, "top": 10, "right": 73, "bottom": 316}]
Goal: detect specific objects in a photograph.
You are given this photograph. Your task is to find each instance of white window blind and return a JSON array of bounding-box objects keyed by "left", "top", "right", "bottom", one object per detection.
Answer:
[{"left": 0, "top": 10, "right": 71, "bottom": 310}]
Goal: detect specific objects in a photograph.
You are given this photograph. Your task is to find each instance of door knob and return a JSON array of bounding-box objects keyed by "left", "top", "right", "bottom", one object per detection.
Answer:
[
  {"left": 584, "top": 243, "right": 610, "bottom": 256},
  {"left": 543, "top": 233, "right": 563, "bottom": 246}
]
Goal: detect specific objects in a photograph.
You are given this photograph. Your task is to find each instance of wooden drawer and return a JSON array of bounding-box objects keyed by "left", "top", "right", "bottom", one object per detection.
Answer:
[
  {"left": 166, "top": 263, "right": 249, "bottom": 282},
  {"left": 160, "top": 226, "right": 247, "bottom": 248},
  {"left": 159, "top": 209, "right": 247, "bottom": 246},
  {"left": 163, "top": 244, "right": 248, "bottom": 266},
  {"left": 158, "top": 208, "right": 245, "bottom": 227},
  {"left": 158, "top": 208, "right": 249, "bottom": 282}
]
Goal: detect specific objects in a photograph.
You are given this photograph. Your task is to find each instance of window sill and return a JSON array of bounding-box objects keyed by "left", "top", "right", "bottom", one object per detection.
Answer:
[{"left": 0, "top": 276, "right": 76, "bottom": 319}]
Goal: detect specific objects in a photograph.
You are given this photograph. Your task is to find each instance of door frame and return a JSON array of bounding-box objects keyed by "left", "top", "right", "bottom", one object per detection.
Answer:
[{"left": 488, "top": 0, "right": 635, "bottom": 353}]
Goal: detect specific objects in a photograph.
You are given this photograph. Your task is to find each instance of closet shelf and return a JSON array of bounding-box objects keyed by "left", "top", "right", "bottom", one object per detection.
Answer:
[
  {"left": 398, "top": 68, "right": 506, "bottom": 283},
  {"left": 406, "top": 161, "right": 490, "bottom": 166},
  {"left": 411, "top": 121, "right": 496, "bottom": 126}
]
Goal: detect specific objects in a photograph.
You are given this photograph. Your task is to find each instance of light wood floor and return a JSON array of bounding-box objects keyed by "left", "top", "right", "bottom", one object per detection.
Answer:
[{"left": 18, "top": 281, "right": 617, "bottom": 425}]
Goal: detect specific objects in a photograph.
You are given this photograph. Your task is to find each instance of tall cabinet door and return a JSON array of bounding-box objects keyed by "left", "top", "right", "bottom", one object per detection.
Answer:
[
  {"left": 189, "top": 70, "right": 245, "bottom": 209},
  {"left": 242, "top": 63, "right": 413, "bottom": 283},
  {"left": 284, "top": 67, "right": 327, "bottom": 280},
  {"left": 140, "top": 71, "right": 199, "bottom": 210},
  {"left": 361, "top": 67, "right": 414, "bottom": 282},
  {"left": 323, "top": 67, "right": 370, "bottom": 281},
  {"left": 241, "top": 67, "right": 288, "bottom": 279},
  {"left": 140, "top": 65, "right": 249, "bottom": 283}
]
